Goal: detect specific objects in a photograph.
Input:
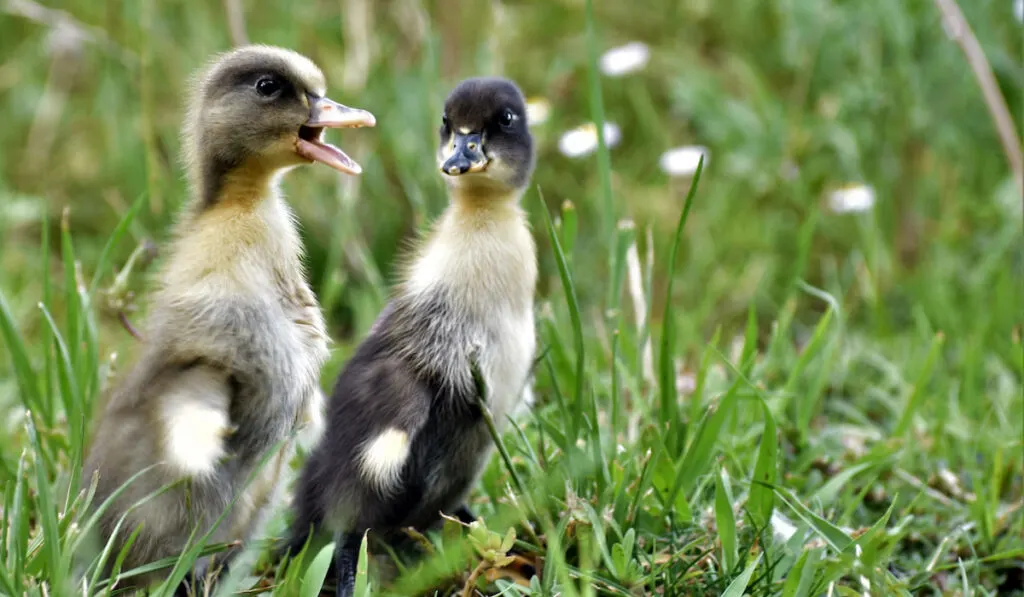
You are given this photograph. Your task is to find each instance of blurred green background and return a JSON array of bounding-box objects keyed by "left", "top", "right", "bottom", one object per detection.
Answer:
[{"left": 0, "top": 0, "right": 1022, "bottom": 594}]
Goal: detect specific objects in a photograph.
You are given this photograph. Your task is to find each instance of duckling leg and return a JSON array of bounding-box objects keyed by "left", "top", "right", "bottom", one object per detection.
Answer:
[
  {"left": 175, "top": 547, "right": 237, "bottom": 597},
  {"left": 452, "top": 503, "right": 477, "bottom": 524},
  {"left": 333, "top": 531, "right": 360, "bottom": 597}
]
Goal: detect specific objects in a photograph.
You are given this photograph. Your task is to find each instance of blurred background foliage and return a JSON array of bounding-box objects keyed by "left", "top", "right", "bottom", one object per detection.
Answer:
[{"left": 1, "top": 0, "right": 1021, "bottom": 349}]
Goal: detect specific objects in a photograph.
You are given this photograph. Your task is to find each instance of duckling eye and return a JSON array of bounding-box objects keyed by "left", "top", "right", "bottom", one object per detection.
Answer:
[
  {"left": 498, "top": 108, "right": 516, "bottom": 129},
  {"left": 441, "top": 114, "right": 449, "bottom": 129},
  {"left": 255, "top": 77, "right": 283, "bottom": 98}
]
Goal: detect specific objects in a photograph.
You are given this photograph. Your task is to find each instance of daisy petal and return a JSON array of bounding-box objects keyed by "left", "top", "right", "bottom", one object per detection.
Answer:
[
  {"left": 599, "top": 41, "right": 650, "bottom": 77},
  {"left": 828, "top": 184, "right": 875, "bottom": 214},
  {"left": 659, "top": 145, "right": 709, "bottom": 177},
  {"left": 558, "top": 122, "right": 621, "bottom": 158}
]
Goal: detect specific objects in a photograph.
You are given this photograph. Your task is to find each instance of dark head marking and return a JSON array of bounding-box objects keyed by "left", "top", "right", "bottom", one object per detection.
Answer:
[{"left": 437, "top": 77, "right": 535, "bottom": 195}]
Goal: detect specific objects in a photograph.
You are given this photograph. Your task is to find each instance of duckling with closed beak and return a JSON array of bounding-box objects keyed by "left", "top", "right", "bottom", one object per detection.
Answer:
[
  {"left": 280, "top": 77, "right": 537, "bottom": 597},
  {"left": 81, "top": 45, "right": 374, "bottom": 593}
]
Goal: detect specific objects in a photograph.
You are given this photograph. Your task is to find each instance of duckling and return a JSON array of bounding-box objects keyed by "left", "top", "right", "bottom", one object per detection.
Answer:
[
  {"left": 280, "top": 77, "right": 537, "bottom": 596},
  {"left": 81, "top": 45, "right": 374, "bottom": 592}
]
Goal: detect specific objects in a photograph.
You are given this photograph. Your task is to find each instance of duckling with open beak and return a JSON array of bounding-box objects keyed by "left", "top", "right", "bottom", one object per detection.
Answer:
[{"left": 81, "top": 45, "right": 374, "bottom": 594}]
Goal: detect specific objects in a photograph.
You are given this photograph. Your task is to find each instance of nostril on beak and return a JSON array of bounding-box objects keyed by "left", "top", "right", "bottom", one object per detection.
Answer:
[{"left": 467, "top": 142, "right": 477, "bottom": 150}]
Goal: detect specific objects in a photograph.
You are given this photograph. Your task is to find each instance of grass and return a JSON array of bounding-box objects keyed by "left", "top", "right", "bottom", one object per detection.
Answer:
[{"left": 1, "top": 0, "right": 1022, "bottom": 594}]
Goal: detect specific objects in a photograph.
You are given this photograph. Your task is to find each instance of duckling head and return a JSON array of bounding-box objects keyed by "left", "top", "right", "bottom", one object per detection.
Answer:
[
  {"left": 185, "top": 45, "right": 375, "bottom": 204},
  {"left": 437, "top": 77, "right": 534, "bottom": 198}
]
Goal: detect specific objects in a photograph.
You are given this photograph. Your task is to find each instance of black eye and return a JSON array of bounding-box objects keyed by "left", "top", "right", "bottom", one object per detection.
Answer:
[
  {"left": 255, "top": 77, "right": 283, "bottom": 97},
  {"left": 441, "top": 114, "right": 449, "bottom": 129},
  {"left": 498, "top": 108, "right": 516, "bottom": 129}
]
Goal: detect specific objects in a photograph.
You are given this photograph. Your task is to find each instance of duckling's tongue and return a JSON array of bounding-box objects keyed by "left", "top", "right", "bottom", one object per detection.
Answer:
[{"left": 296, "top": 137, "right": 362, "bottom": 175}]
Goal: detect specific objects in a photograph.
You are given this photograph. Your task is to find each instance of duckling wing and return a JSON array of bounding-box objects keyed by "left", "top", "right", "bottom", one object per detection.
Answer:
[{"left": 155, "top": 362, "right": 234, "bottom": 478}]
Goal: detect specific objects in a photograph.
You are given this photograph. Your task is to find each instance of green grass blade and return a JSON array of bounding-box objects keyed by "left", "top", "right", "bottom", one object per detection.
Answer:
[
  {"left": 714, "top": 468, "right": 737, "bottom": 573},
  {"left": 781, "top": 304, "right": 834, "bottom": 432},
  {"left": 893, "top": 332, "right": 945, "bottom": 437},
  {"left": 809, "top": 462, "right": 872, "bottom": 506},
  {"left": 38, "top": 304, "right": 82, "bottom": 438},
  {"left": 26, "top": 415, "right": 65, "bottom": 593},
  {"left": 667, "top": 372, "right": 739, "bottom": 506},
  {"left": 558, "top": 199, "right": 578, "bottom": 258},
  {"left": 60, "top": 209, "right": 82, "bottom": 381},
  {"left": 300, "top": 542, "right": 335, "bottom": 597},
  {"left": 774, "top": 486, "right": 853, "bottom": 553},
  {"left": 354, "top": 531, "right": 371, "bottom": 597},
  {"left": 658, "top": 155, "right": 704, "bottom": 451},
  {"left": 747, "top": 397, "right": 778, "bottom": 531},
  {"left": 0, "top": 291, "right": 42, "bottom": 414},
  {"left": 107, "top": 523, "right": 144, "bottom": 585},
  {"left": 40, "top": 209, "right": 54, "bottom": 427},
  {"left": 721, "top": 552, "right": 762, "bottom": 597},
  {"left": 88, "top": 192, "right": 146, "bottom": 298},
  {"left": 739, "top": 304, "right": 758, "bottom": 375},
  {"left": 607, "top": 220, "right": 634, "bottom": 316},
  {"left": 583, "top": 0, "right": 615, "bottom": 238},
  {"left": 537, "top": 190, "right": 586, "bottom": 421},
  {"left": 7, "top": 450, "right": 28, "bottom": 592},
  {"left": 783, "top": 548, "right": 822, "bottom": 597}
]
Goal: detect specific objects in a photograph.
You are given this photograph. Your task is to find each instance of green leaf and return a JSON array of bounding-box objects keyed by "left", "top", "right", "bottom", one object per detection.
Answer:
[
  {"left": 893, "top": 333, "right": 944, "bottom": 437},
  {"left": 659, "top": 155, "right": 705, "bottom": 447},
  {"left": 739, "top": 304, "right": 758, "bottom": 375},
  {"left": 809, "top": 462, "right": 872, "bottom": 506},
  {"left": 537, "top": 190, "right": 586, "bottom": 435},
  {"left": 0, "top": 291, "right": 41, "bottom": 414},
  {"left": 715, "top": 468, "right": 738, "bottom": 573},
  {"left": 88, "top": 191, "right": 146, "bottom": 298},
  {"left": 26, "top": 416, "right": 65, "bottom": 592},
  {"left": 774, "top": 487, "right": 853, "bottom": 553},
  {"left": 668, "top": 374, "right": 740, "bottom": 505},
  {"left": 781, "top": 302, "right": 834, "bottom": 432},
  {"left": 7, "top": 450, "right": 28, "bottom": 592},
  {"left": 721, "top": 553, "right": 762, "bottom": 597},
  {"left": 559, "top": 200, "right": 578, "bottom": 256},
  {"left": 354, "top": 531, "right": 371, "bottom": 597},
  {"left": 782, "top": 548, "right": 822, "bottom": 597},
  {"left": 38, "top": 305, "right": 81, "bottom": 438},
  {"left": 607, "top": 220, "right": 635, "bottom": 316},
  {"left": 300, "top": 542, "right": 335, "bottom": 597},
  {"left": 747, "top": 398, "right": 778, "bottom": 530},
  {"left": 583, "top": 0, "right": 615, "bottom": 237},
  {"left": 59, "top": 209, "right": 84, "bottom": 394}
]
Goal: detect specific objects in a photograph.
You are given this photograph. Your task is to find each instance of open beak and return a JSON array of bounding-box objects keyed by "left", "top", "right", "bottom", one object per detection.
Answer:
[
  {"left": 295, "top": 95, "right": 376, "bottom": 175},
  {"left": 441, "top": 132, "right": 489, "bottom": 176}
]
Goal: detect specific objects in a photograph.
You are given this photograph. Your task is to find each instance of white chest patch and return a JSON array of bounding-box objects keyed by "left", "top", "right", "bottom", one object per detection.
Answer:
[
  {"left": 474, "top": 306, "right": 536, "bottom": 427},
  {"left": 404, "top": 203, "right": 538, "bottom": 424}
]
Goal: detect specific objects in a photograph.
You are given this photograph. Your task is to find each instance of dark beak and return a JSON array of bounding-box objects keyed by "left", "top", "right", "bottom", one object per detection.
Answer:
[
  {"left": 441, "top": 132, "right": 488, "bottom": 176},
  {"left": 295, "top": 95, "right": 376, "bottom": 176}
]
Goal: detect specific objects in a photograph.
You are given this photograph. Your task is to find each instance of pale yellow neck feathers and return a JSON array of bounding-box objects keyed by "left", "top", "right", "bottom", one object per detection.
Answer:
[{"left": 162, "top": 174, "right": 301, "bottom": 292}]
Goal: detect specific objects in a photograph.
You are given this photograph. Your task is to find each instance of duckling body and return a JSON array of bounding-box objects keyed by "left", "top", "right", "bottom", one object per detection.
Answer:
[
  {"left": 82, "top": 45, "right": 374, "bottom": 591},
  {"left": 283, "top": 77, "right": 536, "bottom": 597}
]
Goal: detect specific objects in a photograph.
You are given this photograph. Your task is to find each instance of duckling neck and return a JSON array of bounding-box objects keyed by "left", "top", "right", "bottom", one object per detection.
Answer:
[
  {"left": 165, "top": 169, "right": 305, "bottom": 291},
  {"left": 401, "top": 188, "right": 536, "bottom": 312}
]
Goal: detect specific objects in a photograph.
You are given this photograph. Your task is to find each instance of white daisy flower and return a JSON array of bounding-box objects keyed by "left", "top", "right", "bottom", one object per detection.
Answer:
[
  {"left": 828, "top": 184, "right": 875, "bottom": 213},
  {"left": 599, "top": 42, "right": 650, "bottom": 77},
  {"left": 659, "top": 145, "right": 708, "bottom": 177},
  {"left": 558, "top": 122, "right": 621, "bottom": 158},
  {"left": 525, "top": 97, "right": 551, "bottom": 126}
]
